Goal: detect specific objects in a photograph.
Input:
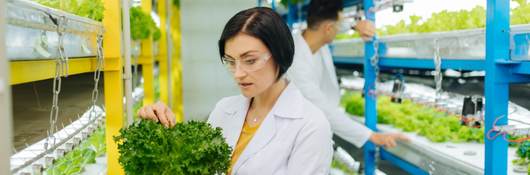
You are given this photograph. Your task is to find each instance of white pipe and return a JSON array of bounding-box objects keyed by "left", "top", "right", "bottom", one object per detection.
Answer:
[
  {"left": 0, "top": 0, "right": 13, "bottom": 173},
  {"left": 122, "top": 0, "right": 134, "bottom": 125}
]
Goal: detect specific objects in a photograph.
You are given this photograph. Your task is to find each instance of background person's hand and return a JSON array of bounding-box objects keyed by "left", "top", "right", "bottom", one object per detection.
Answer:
[
  {"left": 369, "top": 132, "right": 410, "bottom": 148},
  {"left": 137, "top": 101, "right": 176, "bottom": 128},
  {"left": 353, "top": 20, "right": 376, "bottom": 41}
]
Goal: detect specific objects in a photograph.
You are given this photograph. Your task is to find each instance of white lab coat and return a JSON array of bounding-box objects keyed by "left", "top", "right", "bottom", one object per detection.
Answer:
[
  {"left": 208, "top": 83, "right": 333, "bottom": 175},
  {"left": 287, "top": 32, "right": 373, "bottom": 148}
]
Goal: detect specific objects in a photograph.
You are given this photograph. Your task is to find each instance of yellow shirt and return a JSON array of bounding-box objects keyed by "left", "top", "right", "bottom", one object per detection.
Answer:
[{"left": 228, "top": 120, "right": 262, "bottom": 174}]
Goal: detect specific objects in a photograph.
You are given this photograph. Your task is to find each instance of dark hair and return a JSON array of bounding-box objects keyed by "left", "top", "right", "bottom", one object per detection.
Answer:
[
  {"left": 218, "top": 7, "right": 294, "bottom": 80},
  {"left": 307, "top": 0, "right": 343, "bottom": 29}
]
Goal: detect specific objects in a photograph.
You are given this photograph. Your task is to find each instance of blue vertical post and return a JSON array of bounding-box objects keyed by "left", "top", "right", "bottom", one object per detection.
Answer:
[
  {"left": 287, "top": 1, "right": 297, "bottom": 28},
  {"left": 484, "top": 0, "right": 510, "bottom": 175},
  {"left": 363, "top": 0, "right": 377, "bottom": 175},
  {"left": 257, "top": 0, "right": 261, "bottom": 7},
  {"left": 271, "top": 0, "right": 276, "bottom": 10}
]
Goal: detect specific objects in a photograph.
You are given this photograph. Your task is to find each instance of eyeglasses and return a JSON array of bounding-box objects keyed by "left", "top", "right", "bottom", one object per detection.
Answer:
[{"left": 221, "top": 53, "right": 271, "bottom": 73}]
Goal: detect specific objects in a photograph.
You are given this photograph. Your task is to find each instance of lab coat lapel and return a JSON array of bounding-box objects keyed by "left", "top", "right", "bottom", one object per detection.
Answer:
[
  {"left": 232, "top": 113, "right": 277, "bottom": 173},
  {"left": 320, "top": 45, "right": 339, "bottom": 89},
  {"left": 222, "top": 98, "right": 250, "bottom": 150}
]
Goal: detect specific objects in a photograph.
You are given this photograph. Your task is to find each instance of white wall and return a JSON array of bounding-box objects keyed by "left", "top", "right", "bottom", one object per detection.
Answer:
[{"left": 181, "top": 0, "right": 255, "bottom": 120}]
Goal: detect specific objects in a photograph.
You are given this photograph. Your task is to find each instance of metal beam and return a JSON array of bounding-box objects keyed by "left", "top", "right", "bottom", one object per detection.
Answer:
[
  {"left": 158, "top": 0, "right": 170, "bottom": 106},
  {"left": 103, "top": 0, "right": 125, "bottom": 173},
  {"left": 169, "top": 4, "right": 183, "bottom": 121},
  {"left": 141, "top": 0, "right": 155, "bottom": 106},
  {"left": 334, "top": 56, "right": 486, "bottom": 71},
  {"left": 122, "top": 0, "right": 133, "bottom": 125},
  {"left": 363, "top": 0, "right": 377, "bottom": 175},
  {"left": 0, "top": 0, "right": 13, "bottom": 173},
  {"left": 484, "top": 0, "right": 510, "bottom": 174}
]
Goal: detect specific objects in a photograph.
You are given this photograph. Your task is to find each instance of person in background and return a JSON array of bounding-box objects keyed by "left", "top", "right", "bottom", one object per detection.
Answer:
[
  {"left": 287, "top": 0, "right": 409, "bottom": 149},
  {"left": 138, "top": 7, "right": 333, "bottom": 175}
]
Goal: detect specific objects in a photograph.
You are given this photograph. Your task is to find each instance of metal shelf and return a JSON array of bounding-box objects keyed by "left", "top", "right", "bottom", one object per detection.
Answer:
[
  {"left": 6, "top": 0, "right": 104, "bottom": 61},
  {"left": 332, "top": 24, "right": 530, "bottom": 62},
  {"left": 334, "top": 56, "right": 487, "bottom": 71},
  {"left": 350, "top": 116, "right": 528, "bottom": 175}
]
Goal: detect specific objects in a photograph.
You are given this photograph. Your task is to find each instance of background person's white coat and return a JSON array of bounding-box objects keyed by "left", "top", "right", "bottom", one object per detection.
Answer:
[{"left": 287, "top": 33, "right": 373, "bottom": 147}]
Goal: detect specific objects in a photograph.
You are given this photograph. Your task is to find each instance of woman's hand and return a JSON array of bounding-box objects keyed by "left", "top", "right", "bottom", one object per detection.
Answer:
[{"left": 137, "top": 101, "right": 176, "bottom": 128}]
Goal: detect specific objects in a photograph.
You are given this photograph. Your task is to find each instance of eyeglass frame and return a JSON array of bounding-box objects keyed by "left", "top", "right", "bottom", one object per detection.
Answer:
[{"left": 221, "top": 52, "right": 272, "bottom": 73}]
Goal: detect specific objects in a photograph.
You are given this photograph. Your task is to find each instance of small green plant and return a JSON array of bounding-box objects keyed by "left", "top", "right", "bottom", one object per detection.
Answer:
[
  {"left": 114, "top": 120, "right": 232, "bottom": 175},
  {"left": 336, "top": 0, "right": 530, "bottom": 40},
  {"left": 45, "top": 128, "right": 106, "bottom": 175},
  {"left": 341, "top": 91, "right": 484, "bottom": 143},
  {"left": 130, "top": 7, "right": 161, "bottom": 41},
  {"left": 34, "top": 0, "right": 105, "bottom": 21}
]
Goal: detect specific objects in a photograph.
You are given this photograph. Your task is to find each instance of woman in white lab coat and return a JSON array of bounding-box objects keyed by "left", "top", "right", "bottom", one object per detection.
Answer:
[{"left": 137, "top": 7, "right": 333, "bottom": 175}]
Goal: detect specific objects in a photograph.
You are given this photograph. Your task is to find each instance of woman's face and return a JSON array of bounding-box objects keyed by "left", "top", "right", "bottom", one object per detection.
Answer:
[{"left": 223, "top": 33, "right": 278, "bottom": 98}]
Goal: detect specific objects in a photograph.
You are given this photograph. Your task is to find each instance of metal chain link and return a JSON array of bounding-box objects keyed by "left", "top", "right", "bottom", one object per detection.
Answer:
[
  {"left": 433, "top": 39, "right": 443, "bottom": 103},
  {"left": 57, "top": 16, "right": 69, "bottom": 77},
  {"left": 369, "top": 40, "right": 380, "bottom": 97},
  {"left": 89, "top": 34, "right": 104, "bottom": 121},
  {"left": 45, "top": 16, "right": 67, "bottom": 150}
]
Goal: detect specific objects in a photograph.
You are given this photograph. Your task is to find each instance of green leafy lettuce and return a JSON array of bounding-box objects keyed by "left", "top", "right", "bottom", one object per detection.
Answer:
[{"left": 114, "top": 120, "right": 232, "bottom": 175}]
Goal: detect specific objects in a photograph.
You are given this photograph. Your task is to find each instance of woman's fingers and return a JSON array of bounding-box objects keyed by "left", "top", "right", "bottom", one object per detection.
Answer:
[
  {"left": 136, "top": 102, "right": 176, "bottom": 128},
  {"left": 153, "top": 104, "right": 170, "bottom": 128},
  {"left": 145, "top": 105, "right": 159, "bottom": 122},
  {"left": 165, "top": 107, "right": 176, "bottom": 127}
]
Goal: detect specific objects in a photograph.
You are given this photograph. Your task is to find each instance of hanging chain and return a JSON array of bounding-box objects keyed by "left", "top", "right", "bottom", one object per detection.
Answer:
[
  {"left": 369, "top": 40, "right": 380, "bottom": 97},
  {"left": 57, "top": 16, "right": 69, "bottom": 77},
  {"left": 89, "top": 34, "right": 104, "bottom": 121},
  {"left": 45, "top": 16, "right": 67, "bottom": 150},
  {"left": 433, "top": 39, "right": 443, "bottom": 103}
]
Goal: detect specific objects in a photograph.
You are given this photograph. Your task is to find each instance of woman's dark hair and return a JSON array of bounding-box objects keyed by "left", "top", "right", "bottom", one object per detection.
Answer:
[
  {"left": 218, "top": 7, "right": 294, "bottom": 80},
  {"left": 307, "top": 0, "right": 343, "bottom": 30}
]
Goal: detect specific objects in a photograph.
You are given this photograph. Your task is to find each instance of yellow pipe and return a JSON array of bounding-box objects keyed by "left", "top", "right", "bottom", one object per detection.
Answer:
[
  {"left": 141, "top": 0, "right": 154, "bottom": 106},
  {"left": 103, "top": 0, "right": 124, "bottom": 174},
  {"left": 158, "top": 0, "right": 169, "bottom": 106},
  {"left": 10, "top": 58, "right": 98, "bottom": 85},
  {"left": 170, "top": 4, "right": 183, "bottom": 122}
]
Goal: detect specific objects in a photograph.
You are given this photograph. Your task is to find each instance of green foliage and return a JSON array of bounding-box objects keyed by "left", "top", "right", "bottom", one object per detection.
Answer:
[
  {"left": 173, "top": 0, "right": 180, "bottom": 8},
  {"left": 114, "top": 120, "right": 232, "bottom": 175},
  {"left": 341, "top": 91, "right": 484, "bottom": 143},
  {"left": 130, "top": 7, "right": 160, "bottom": 41},
  {"left": 513, "top": 140, "right": 530, "bottom": 172},
  {"left": 336, "top": 1, "right": 530, "bottom": 40},
  {"left": 152, "top": 27, "right": 162, "bottom": 41},
  {"left": 331, "top": 159, "right": 357, "bottom": 175},
  {"left": 45, "top": 128, "right": 106, "bottom": 175},
  {"left": 35, "top": 0, "right": 105, "bottom": 21},
  {"left": 130, "top": 7, "right": 152, "bottom": 40},
  {"left": 280, "top": 0, "right": 305, "bottom": 7}
]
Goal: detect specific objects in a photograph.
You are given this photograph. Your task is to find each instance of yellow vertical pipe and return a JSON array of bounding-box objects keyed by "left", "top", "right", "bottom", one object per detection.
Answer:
[
  {"left": 103, "top": 0, "right": 124, "bottom": 174},
  {"left": 170, "top": 3, "right": 183, "bottom": 121},
  {"left": 141, "top": 0, "right": 154, "bottom": 105},
  {"left": 158, "top": 0, "right": 169, "bottom": 105}
]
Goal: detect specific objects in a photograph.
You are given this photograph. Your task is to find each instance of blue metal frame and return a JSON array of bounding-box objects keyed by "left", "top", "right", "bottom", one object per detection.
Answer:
[
  {"left": 287, "top": 2, "right": 297, "bottom": 28},
  {"left": 484, "top": 0, "right": 510, "bottom": 174},
  {"left": 379, "top": 149, "right": 429, "bottom": 175},
  {"left": 362, "top": 0, "right": 377, "bottom": 175},
  {"left": 334, "top": 56, "right": 487, "bottom": 71}
]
